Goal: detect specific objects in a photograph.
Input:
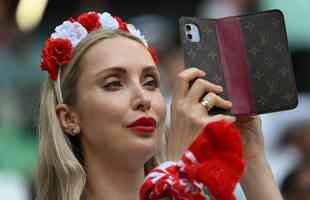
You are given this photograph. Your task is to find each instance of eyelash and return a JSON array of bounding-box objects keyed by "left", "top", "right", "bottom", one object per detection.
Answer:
[
  {"left": 103, "top": 75, "right": 159, "bottom": 91},
  {"left": 144, "top": 76, "right": 159, "bottom": 89}
]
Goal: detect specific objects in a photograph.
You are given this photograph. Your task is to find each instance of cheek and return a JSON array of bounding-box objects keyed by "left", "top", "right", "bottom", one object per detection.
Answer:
[
  {"left": 78, "top": 88, "right": 129, "bottom": 129},
  {"left": 152, "top": 93, "right": 166, "bottom": 123}
]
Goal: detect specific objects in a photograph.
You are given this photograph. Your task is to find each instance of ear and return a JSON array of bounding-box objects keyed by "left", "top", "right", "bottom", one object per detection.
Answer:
[{"left": 56, "top": 103, "right": 81, "bottom": 136}]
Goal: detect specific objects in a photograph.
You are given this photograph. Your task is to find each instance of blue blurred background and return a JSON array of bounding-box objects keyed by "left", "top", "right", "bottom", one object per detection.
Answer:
[{"left": 0, "top": 0, "right": 309, "bottom": 199}]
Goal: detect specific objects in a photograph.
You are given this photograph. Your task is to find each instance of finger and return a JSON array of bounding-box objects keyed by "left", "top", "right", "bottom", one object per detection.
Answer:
[
  {"left": 206, "top": 114, "right": 236, "bottom": 123},
  {"left": 186, "top": 78, "right": 223, "bottom": 103},
  {"left": 200, "top": 92, "right": 216, "bottom": 111},
  {"left": 201, "top": 92, "right": 232, "bottom": 111},
  {"left": 174, "top": 68, "right": 206, "bottom": 99}
]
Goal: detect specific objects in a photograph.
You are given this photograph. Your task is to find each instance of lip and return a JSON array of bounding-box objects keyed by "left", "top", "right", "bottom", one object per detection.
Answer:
[{"left": 127, "top": 117, "right": 157, "bottom": 134}]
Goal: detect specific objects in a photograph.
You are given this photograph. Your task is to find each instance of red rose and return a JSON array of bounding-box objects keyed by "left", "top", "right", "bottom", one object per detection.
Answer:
[
  {"left": 114, "top": 16, "right": 129, "bottom": 32},
  {"left": 40, "top": 38, "right": 73, "bottom": 80},
  {"left": 77, "top": 12, "right": 101, "bottom": 32},
  {"left": 40, "top": 56, "right": 58, "bottom": 80},
  {"left": 45, "top": 38, "right": 73, "bottom": 65},
  {"left": 148, "top": 48, "right": 160, "bottom": 65}
]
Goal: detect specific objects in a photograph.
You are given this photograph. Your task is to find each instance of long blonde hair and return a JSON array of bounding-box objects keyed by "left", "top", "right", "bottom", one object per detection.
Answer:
[{"left": 37, "top": 30, "right": 167, "bottom": 200}]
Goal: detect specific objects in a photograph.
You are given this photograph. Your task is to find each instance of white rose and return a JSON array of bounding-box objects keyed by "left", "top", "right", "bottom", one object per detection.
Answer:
[
  {"left": 99, "top": 12, "right": 119, "bottom": 31},
  {"left": 51, "top": 21, "right": 88, "bottom": 47},
  {"left": 127, "top": 24, "right": 148, "bottom": 47}
]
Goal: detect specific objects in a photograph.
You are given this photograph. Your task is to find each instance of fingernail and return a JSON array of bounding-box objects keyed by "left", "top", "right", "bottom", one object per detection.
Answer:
[{"left": 230, "top": 116, "right": 237, "bottom": 122}]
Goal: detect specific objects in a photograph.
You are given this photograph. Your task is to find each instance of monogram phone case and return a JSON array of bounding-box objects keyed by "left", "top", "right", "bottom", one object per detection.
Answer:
[{"left": 179, "top": 9, "right": 298, "bottom": 115}]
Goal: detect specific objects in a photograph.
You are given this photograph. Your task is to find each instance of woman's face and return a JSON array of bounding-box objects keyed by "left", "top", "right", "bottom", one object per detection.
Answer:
[{"left": 74, "top": 36, "right": 166, "bottom": 165}]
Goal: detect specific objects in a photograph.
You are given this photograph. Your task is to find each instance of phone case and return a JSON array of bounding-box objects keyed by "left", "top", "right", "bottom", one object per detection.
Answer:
[{"left": 179, "top": 9, "right": 298, "bottom": 115}]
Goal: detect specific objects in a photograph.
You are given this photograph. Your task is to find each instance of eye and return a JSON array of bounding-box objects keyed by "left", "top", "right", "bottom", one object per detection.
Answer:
[
  {"left": 143, "top": 75, "right": 159, "bottom": 90},
  {"left": 103, "top": 80, "right": 122, "bottom": 91}
]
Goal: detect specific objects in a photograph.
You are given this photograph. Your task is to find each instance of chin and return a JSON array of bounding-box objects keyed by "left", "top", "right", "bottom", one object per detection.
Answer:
[{"left": 129, "top": 136, "right": 158, "bottom": 162}]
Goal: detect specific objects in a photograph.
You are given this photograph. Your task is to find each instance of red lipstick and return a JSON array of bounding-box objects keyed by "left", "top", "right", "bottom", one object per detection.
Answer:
[{"left": 127, "top": 117, "right": 157, "bottom": 135}]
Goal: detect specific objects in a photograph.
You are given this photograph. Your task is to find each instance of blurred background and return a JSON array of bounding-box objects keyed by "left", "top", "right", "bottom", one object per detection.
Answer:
[{"left": 0, "top": 0, "right": 309, "bottom": 199}]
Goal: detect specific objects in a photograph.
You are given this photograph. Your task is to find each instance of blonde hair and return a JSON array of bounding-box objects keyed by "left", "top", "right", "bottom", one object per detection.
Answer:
[{"left": 37, "top": 30, "right": 167, "bottom": 200}]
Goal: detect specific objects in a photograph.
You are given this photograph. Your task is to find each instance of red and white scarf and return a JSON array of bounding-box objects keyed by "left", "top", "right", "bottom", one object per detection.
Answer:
[{"left": 140, "top": 121, "right": 245, "bottom": 200}]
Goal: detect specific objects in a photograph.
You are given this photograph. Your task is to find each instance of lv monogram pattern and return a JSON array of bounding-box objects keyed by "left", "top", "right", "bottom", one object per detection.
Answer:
[
  {"left": 180, "top": 10, "right": 297, "bottom": 115},
  {"left": 240, "top": 11, "right": 297, "bottom": 113},
  {"left": 181, "top": 18, "right": 231, "bottom": 115},
  {"left": 181, "top": 18, "right": 229, "bottom": 101}
]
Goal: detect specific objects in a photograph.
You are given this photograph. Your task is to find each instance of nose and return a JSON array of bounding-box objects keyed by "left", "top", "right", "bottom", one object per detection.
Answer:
[{"left": 131, "top": 85, "right": 151, "bottom": 112}]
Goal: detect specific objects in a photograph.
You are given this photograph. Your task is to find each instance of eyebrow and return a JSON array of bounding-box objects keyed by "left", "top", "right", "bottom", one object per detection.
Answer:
[{"left": 94, "top": 65, "right": 159, "bottom": 78}]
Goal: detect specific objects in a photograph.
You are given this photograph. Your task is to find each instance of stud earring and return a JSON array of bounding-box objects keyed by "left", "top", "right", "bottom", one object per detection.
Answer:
[{"left": 71, "top": 127, "right": 80, "bottom": 135}]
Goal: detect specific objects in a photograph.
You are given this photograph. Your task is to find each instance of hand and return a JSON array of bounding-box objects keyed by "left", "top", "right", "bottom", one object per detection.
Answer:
[
  {"left": 235, "top": 116, "right": 265, "bottom": 163},
  {"left": 236, "top": 116, "right": 283, "bottom": 200},
  {"left": 167, "top": 68, "right": 235, "bottom": 161},
  {"left": 166, "top": 68, "right": 282, "bottom": 200},
  {"left": 235, "top": 116, "right": 266, "bottom": 163}
]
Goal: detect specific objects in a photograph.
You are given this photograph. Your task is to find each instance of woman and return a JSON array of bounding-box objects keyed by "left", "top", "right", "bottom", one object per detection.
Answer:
[{"left": 37, "top": 11, "right": 283, "bottom": 200}]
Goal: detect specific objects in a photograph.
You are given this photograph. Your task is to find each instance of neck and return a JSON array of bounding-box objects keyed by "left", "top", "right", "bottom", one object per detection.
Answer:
[{"left": 84, "top": 150, "right": 145, "bottom": 200}]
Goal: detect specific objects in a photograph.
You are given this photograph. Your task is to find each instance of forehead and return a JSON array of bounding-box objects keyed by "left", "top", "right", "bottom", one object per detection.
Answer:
[{"left": 79, "top": 36, "right": 156, "bottom": 76}]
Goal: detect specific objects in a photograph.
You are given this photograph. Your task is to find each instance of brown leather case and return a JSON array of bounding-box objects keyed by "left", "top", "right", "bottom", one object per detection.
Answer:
[{"left": 179, "top": 9, "right": 298, "bottom": 115}]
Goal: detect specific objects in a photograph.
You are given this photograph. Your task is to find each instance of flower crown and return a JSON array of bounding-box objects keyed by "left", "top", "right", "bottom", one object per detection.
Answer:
[{"left": 40, "top": 11, "right": 159, "bottom": 81}]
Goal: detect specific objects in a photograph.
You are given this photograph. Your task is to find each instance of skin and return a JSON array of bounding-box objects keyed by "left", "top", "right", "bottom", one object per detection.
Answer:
[
  {"left": 168, "top": 68, "right": 283, "bottom": 200},
  {"left": 57, "top": 36, "right": 166, "bottom": 200},
  {"left": 57, "top": 36, "right": 283, "bottom": 200}
]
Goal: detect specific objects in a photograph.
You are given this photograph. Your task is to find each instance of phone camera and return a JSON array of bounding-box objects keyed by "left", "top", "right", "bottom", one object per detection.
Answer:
[
  {"left": 186, "top": 25, "right": 191, "bottom": 31},
  {"left": 187, "top": 34, "right": 193, "bottom": 40}
]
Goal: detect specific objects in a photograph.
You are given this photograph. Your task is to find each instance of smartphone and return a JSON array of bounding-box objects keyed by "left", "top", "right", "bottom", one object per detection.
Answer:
[{"left": 179, "top": 9, "right": 298, "bottom": 116}]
